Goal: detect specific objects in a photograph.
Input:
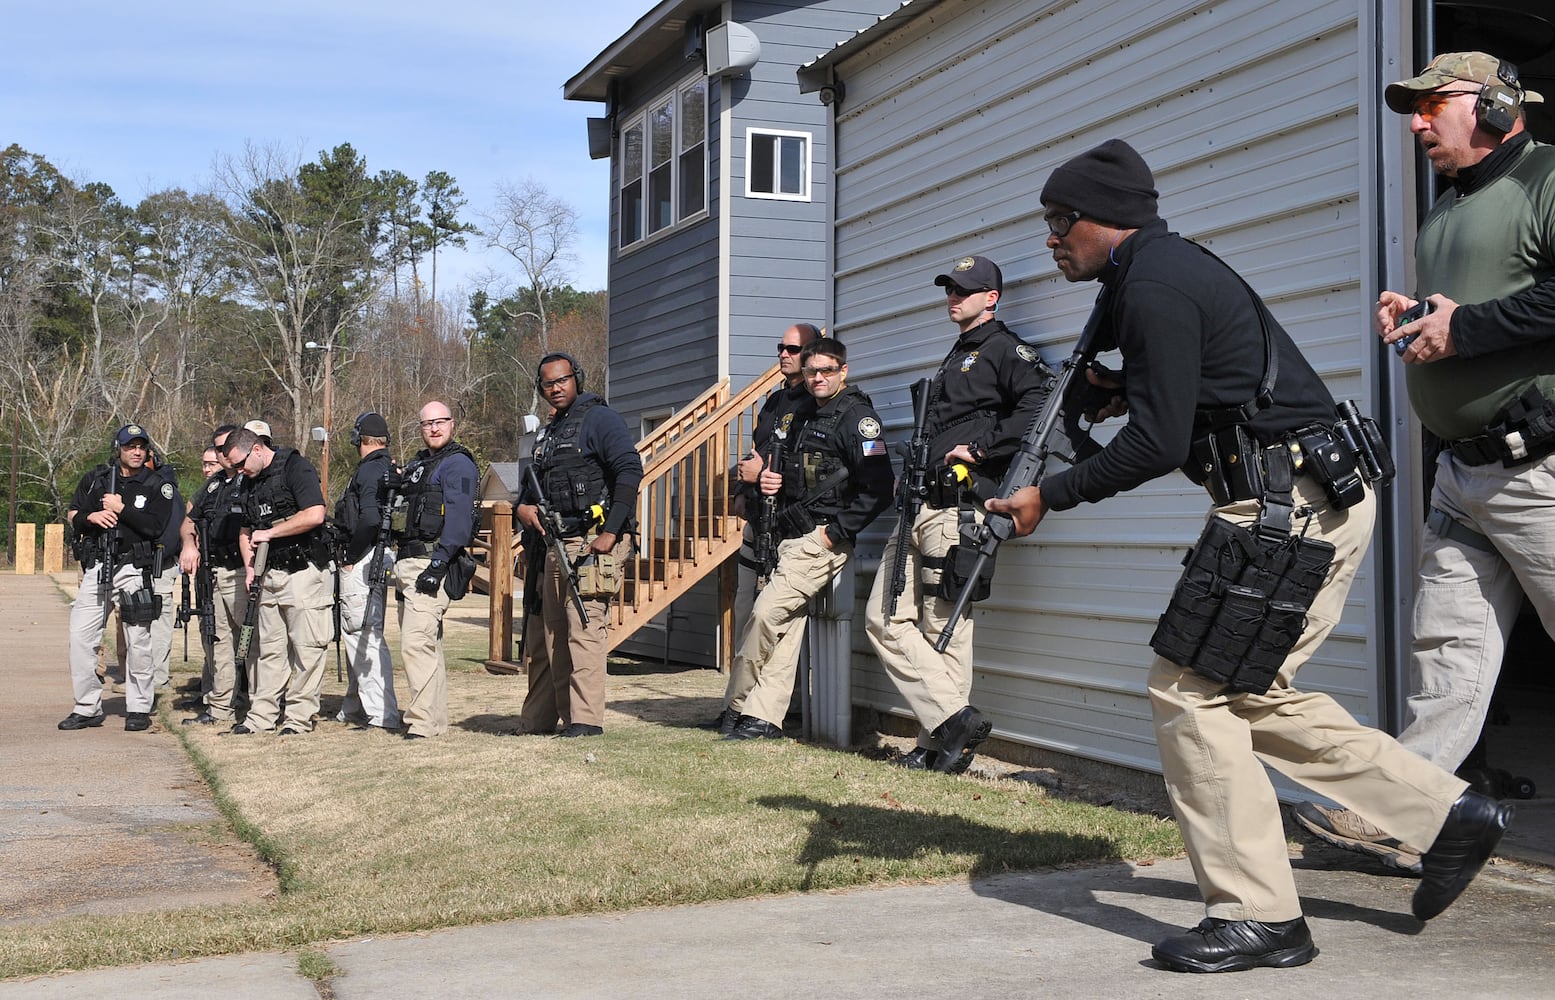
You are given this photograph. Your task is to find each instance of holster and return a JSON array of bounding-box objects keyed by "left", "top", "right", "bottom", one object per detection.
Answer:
[
  {"left": 443, "top": 551, "right": 478, "bottom": 600},
  {"left": 1150, "top": 515, "right": 1334, "bottom": 694}
]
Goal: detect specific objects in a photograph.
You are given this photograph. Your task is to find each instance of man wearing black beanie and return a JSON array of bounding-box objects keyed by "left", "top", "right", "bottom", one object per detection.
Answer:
[{"left": 988, "top": 139, "right": 1504, "bottom": 972}]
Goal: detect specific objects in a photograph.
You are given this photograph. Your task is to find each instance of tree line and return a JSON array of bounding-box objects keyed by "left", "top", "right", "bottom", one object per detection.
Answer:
[{"left": 0, "top": 141, "right": 605, "bottom": 538}]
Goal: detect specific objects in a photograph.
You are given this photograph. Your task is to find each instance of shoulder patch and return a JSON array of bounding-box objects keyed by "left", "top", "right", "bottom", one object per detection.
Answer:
[
  {"left": 206, "top": 480, "right": 220, "bottom": 494},
  {"left": 1016, "top": 344, "right": 1039, "bottom": 364},
  {"left": 857, "top": 416, "right": 881, "bottom": 440},
  {"left": 160, "top": 483, "right": 174, "bottom": 500}
]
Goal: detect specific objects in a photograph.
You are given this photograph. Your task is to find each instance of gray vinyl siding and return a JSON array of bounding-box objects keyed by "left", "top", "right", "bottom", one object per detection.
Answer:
[
  {"left": 605, "top": 1, "right": 905, "bottom": 665},
  {"left": 821, "top": 0, "right": 1388, "bottom": 774}
]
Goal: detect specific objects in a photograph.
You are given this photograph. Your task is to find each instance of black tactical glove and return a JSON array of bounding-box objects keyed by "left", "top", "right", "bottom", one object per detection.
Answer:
[
  {"left": 415, "top": 559, "right": 447, "bottom": 595},
  {"left": 381, "top": 465, "right": 404, "bottom": 498}
]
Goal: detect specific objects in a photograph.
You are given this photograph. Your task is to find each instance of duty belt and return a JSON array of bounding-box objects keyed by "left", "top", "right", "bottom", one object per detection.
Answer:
[{"left": 1443, "top": 431, "right": 1554, "bottom": 468}]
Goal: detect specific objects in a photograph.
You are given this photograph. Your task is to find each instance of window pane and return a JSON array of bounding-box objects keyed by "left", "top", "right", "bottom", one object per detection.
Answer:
[
  {"left": 680, "top": 81, "right": 705, "bottom": 149},
  {"left": 623, "top": 124, "right": 643, "bottom": 179},
  {"left": 780, "top": 136, "right": 805, "bottom": 195},
  {"left": 750, "top": 134, "right": 775, "bottom": 194},
  {"left": 679, "top": 150, "right": 704, "bottom": 218},
  {"left": 648, "top": 164, "right": 672, "bottom": 233},
  {"left": 651, "top": 99, "right": 673, "bottom": 169}
]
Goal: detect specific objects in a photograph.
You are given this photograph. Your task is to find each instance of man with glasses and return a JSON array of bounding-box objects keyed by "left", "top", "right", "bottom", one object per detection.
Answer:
[
  {"left": 1297, "top": 51, "right": 1549, "bottom": 874},
  {"left": 725, "top": 338, "right": 893, "bottom": 740},
  {"left": 517, "top": 353, "right": 642, "bottom": 737},
  {"left": 705, "top": 321, "right": 820, "bottom": 734},
  {"left": 389, "top": 401, "right": 478, "bottom": 740},
  {"left": 61, "top": 424, "right": 178, "bottom": 733},
  {"left": 179, "top": 426, "right": 252, "bottom": 726},
  {"left": 864, "top": 254, "right": 1052, "bottom": 773},
  {"left": 223, "top": 425, "right": 333, "bottom": 736},
  {"left": 986, "top": 137, "right": 1506, "bottom": 971}
]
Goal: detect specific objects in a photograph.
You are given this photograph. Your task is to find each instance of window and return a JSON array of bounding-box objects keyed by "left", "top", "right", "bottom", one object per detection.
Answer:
[
  {"left": 746, "top": 129, "right": 811, "bottom": 201},
  {"left": 619, "top": 76, "right": 707, "bottom": 248}
]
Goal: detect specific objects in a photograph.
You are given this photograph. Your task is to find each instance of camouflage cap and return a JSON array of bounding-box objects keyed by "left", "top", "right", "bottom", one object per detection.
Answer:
[{"left": 1385, "top": 51, "right": 1545, "bottom": 114}]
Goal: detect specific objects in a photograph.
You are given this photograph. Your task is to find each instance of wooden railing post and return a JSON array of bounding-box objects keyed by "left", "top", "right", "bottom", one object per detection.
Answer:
[{"left": 484, "top": 501, "right": 520, "bottom": 675}]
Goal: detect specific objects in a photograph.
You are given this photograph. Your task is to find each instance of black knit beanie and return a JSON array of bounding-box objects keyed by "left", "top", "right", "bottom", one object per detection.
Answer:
[{"left": 1040, "top": 138, "right": 1159, "bottom": 228}]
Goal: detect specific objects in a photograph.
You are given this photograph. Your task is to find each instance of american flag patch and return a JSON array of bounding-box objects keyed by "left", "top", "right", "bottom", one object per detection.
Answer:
[{"left": 861, "top": 440, "right": 886, "bottom": 457}]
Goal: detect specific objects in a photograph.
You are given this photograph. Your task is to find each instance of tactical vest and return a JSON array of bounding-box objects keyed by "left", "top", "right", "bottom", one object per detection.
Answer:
[
  {"left": 337, "top": 451, "right": 392, "bottom": 539},
  {"left": 780, "top": 389, "right": 868, "bottom": 517},
  {"left": 196, "top": 471, "right": 247, "bottom": 567},
  {"left": 248, "top": 448, "right": 327, "bottom": 569},
  {"left": 397, "top": 443, "right": 476, "bottom": 543},
  {"left": 533, "top": 398, "right": 611, "bottom": 517}
]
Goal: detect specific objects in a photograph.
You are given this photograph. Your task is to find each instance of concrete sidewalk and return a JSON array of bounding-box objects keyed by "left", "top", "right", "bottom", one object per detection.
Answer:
[
  {"left": 3, "top": 570, "right": 1553, "bottom": 997},
  {"left": 4, "top": 855, "right": 1554, "bottom": 998}
]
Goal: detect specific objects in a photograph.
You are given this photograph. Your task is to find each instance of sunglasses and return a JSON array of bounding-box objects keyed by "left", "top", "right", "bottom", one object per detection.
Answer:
[{"left": 777, "top": 343, "right": 804, "bottom": 355}]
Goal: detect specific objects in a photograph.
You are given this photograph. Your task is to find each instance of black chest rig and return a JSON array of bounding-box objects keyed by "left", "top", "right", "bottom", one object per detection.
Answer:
[
  {"left": 780, "top": 390, "right": 866, "bottom": 515},
  {"left": 533, "top": 399, "right": 610, "bottom": 517},
  {"left": 337, "top": 451, "right": 391, "bottom": 539},
  {"left": 197, "top": 471, "right": 247, "bottom": 566},
  {"left": 248, "top": 449, "right": 327, "bottom": 570},
  {"left": 396, "top": 443, "right": 475, "bottom": 543}
]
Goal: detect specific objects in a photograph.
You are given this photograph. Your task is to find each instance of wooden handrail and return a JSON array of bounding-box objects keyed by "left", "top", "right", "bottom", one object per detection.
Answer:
[{"left": 481, "top": 361, "right": 786, "bottom": 672}]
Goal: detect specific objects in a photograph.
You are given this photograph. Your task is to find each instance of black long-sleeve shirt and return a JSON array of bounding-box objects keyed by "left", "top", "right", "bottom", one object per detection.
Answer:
[{"left": 1042, "top": 221, "right": 1335, "bottom": 511}]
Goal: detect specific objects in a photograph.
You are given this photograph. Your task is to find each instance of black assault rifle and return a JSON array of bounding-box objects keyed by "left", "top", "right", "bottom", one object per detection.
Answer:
[
  {"left": 97, "top": 464, "right": 120, "bottom": 625},
  {"left": 752, "top": 427, "right": 787, "bottom": 587},
  {"left": 177, "top": 572, "right": 193, "bottom": 660},
  {"left": 363, "top": 471, "right": 395, "bottom": 632},
  {"left": 933, "top": 292, "right": 1113, "bottom": 653},
  {"left": 194, "top": 519, "right": 217, "bottom": 649},
  {"left": 889, "top": 378, "right": 936, "bottom": 617},
  {"left": 236, "top": 540, "right": 269, "bottom": 694},
  {"left": 524, "top": 464, "right": 589, "bottom": 626}
]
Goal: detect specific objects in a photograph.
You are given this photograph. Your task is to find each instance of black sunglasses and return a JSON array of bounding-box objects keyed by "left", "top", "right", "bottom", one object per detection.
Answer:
[{"left": 777, "top": 343, "right": 804, "bottom": 355}]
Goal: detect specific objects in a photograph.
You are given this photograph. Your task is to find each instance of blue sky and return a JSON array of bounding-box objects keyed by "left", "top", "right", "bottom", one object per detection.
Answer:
[{"left": 3, "top": 0, "right": 654, "bottom": 300}]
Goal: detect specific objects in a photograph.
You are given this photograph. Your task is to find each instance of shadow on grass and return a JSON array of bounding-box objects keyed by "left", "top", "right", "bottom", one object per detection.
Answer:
[{"left": 754, "top": 793, "right": 1119, "bottom": 889}]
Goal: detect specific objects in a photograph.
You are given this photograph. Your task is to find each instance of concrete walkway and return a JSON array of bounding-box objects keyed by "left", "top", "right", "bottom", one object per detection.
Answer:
[{"left": 3, "top": 571, "right": 1554, "bottom": 997}]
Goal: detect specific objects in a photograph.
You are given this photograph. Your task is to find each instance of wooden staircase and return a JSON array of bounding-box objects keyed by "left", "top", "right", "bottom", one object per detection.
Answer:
[{"left": 480, "top": 363, "right": 782, "bottom": 672}]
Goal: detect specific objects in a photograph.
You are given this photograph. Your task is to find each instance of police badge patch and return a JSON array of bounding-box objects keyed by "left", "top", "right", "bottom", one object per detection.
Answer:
[
  {"left": 857, "top": 416, "right": 881, "bottom": 439},
  {"left": 134, "top": 494, "right": 147, "bottom": 509},
  {"left": 160, "top": 483, "right": 174, "bottom": 500},
  {"left": 953, "top": 257, "right": 977, "bottom": 273},
  {"left": 410, "top": 467, "right": 424, "bottom": 483},
  {"left": 1016, "top": 344, "right": 1039, "bottom": 363},
  {"left": 960, "top": 350, "right": 980, "bottom": 372},
  {"left": 207, "top": 480, "right": 220, "bottom": 494}
]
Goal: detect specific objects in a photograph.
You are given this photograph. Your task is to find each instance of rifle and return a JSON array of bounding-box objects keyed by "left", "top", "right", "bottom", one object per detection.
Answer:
[
  {"left": 98, "top": 464, "right": 119, "bottom": 626},
  {"left": 933, "top": 292, "right": 1113, "bottom": 653},
  {"left": 331, "top": 541, "right": 344, "bottom": 682},
  {"left": 523, "top": 464, "right": 589, "bottom": 626},
  {"left": 517, "top": 528, "right": 543, "bottom": 668},
  {"left": 177, "top": 572, "right": 193, "bottom": 660},
  {"left": 194, "top": 519, "right": 217, "bottom": 649},
  {"left": 363, "top": 471, "right": 394, "bottom": 632},
  {"left": 236, "top": 540, "right": 270, "bottom": 693},
  {"left": 752, "top": 427, "right": 787, "bottom": 587},
  {"left": 889, "top": 378, "right": 936, "bottom": 617}
]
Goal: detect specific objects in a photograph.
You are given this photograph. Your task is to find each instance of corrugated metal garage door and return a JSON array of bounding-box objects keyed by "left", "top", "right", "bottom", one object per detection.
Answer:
[{"left": 826, "top": 0, "right": 1382, "bottom": 774}]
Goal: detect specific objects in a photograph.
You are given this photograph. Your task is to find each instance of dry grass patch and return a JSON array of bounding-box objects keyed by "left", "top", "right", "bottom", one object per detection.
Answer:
[{"left": 0, "top": 618, "right": 1182, "bottom": 979}]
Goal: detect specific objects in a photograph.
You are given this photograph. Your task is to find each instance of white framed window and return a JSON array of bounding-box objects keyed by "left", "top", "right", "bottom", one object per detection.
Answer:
[
  {"left": 745, "top": 128, "right": 811, "bottom": 201},
  {"left": 619, "top": 75, "right": 707, "bottom": 248}
]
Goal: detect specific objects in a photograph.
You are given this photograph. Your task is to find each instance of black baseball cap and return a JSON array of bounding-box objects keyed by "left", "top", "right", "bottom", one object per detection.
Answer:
[{"left": 933, "top": 255, "right": 1003, "bottom": 295}]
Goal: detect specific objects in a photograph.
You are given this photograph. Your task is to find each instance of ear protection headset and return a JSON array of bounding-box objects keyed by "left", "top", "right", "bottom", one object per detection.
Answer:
[
  {"left": 349, "top": 412, "right": 389, "bottom": 448},
  {"left": 539, "top": 352, "right": 586, "bottom": 393},
  {"left": 1477, "top": 59, "right": 1525, "bottom": 134}
]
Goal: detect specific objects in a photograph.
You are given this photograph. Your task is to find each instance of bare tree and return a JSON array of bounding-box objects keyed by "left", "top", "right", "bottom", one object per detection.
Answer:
[{"left": 482, "top": 179, "right": 580, "bottom": 411}]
